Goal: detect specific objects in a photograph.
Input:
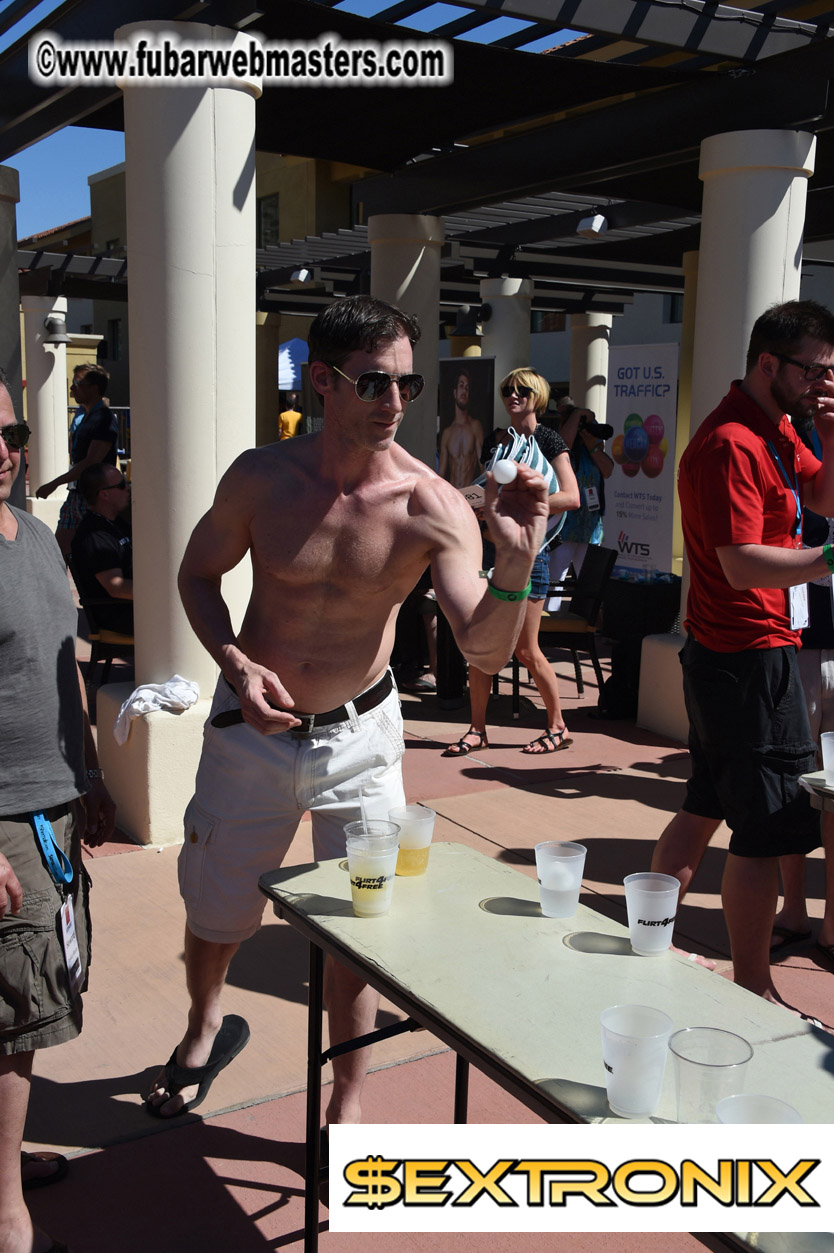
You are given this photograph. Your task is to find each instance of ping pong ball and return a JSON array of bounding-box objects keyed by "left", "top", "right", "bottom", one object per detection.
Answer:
[{"left": 493, "top": 460, "right": 518, "bottom": 484}]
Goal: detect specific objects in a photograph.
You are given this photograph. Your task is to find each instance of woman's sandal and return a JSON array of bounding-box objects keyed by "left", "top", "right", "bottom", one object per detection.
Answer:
[
  {"left": 442, "top": 729, "right": 489, "bottom": 757},
  {"left": 522, "top": 728, "right": 573, "bottom": 754}
]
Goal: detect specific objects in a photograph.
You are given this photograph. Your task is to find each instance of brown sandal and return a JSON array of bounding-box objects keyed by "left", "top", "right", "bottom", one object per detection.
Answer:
[{"left": 442, "top": 730, "right": 489, "bottom": 757}]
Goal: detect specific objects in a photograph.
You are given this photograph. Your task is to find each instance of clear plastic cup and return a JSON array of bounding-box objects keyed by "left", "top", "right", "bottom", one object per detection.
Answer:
[
  {"left": 715, "top": 1093, "right": 802, "bottom": 1123},
  {"left": 624, "top": 871, "right": 680, "bottom": 955},
  {"left": 389, "top": 805, "right": 436, "bottom": 876},
  {"left": 344, "top": 820, "right": 400, "bottom": 917},
  {"left": 669, "top": 1026, "right": 753, "bottom": 1122},
  {"left": 535, "top": 841, "right": 587, "bottom": 918},
  {"left": 599, "top": 1004, "right": 674, "bottom": 1118},
  {"left": 821, "top": 731, "right": 834, "bottom": 782}
]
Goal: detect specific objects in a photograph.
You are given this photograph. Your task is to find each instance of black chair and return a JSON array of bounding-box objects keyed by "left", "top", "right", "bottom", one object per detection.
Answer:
[
  {"left": 511, "top": 544, "right": 618, "bottom": 703},
  {"left": 68, "top": 558, "right": 135, "bottom": 691}
]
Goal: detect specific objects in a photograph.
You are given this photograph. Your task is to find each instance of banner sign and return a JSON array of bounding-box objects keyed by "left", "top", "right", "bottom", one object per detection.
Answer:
[{"left": 607, "top": 343, "right": 680, "bottom": 575}]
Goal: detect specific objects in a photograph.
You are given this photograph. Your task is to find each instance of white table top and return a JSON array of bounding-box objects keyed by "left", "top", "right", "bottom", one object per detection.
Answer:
[{"left": 259, "top": 842, "right": 834, "bottom": 1125}]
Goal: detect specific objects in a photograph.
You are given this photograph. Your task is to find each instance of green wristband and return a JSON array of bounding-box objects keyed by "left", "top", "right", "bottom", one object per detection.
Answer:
[
  {"left": 823, "top": 543, "right": 834, "bottom": 573},
  {"left": 487, "top": 577, "right": 532, "bottom": 603}
]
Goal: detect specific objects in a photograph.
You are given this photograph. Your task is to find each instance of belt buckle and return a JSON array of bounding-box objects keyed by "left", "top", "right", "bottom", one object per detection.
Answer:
[{"left": 292, "top": 712, "right": 316, "bottom": 738}]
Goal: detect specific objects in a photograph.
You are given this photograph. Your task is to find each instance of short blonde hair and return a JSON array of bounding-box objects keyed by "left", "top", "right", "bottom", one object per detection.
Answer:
[{"left": 499, "top": 367, "right": 550, "bottom": 416}]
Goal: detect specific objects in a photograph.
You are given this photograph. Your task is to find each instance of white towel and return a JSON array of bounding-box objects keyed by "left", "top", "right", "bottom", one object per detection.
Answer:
[{"left": 113, "top": 674, "right": 200, "bottom": 745}]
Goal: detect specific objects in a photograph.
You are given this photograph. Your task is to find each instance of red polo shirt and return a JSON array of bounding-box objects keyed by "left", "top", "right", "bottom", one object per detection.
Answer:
[{"left": 679, "top": 382, "right": 820, "bottom": 651}]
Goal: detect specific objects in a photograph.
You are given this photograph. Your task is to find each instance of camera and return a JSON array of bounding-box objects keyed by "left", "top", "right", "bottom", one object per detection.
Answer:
[{"left": 579, "top": 413, "right": 614, "bottom": 441}]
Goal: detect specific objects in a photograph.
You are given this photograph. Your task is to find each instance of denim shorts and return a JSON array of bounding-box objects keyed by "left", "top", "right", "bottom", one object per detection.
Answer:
[
  {"left": 680, "top": 635, "right": 819, "bottom": 858},
  {"left": 0, "top": 802, "right": 90, "bottom": 1054},
  {"left": 178, "top": 673, "right": 406, "bottom": 943},
  {"left": 483, "top": 540, "right": 550, "bottom": 601}
]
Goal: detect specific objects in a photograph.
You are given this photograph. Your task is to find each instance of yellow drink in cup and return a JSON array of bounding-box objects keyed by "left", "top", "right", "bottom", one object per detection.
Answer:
[
  {"left": 389, "top": 804, "right": 436, "bottom": 876},
  {"left": 344, "top": 820, "right": 400, "bottom": 917},
  {"left": 395, "top": 845, "right": 431, "bottom": 876},
  {"left": 349, "top": 853, "right": 397, "bottom": 916}
]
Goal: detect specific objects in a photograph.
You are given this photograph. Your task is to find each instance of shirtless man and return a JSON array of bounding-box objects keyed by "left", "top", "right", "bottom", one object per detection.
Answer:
[
  {"left": 148, "top": 296, "right": 548, "bottom": 1125},
  {"left": 438, "top": 367, "right": 485, "bottom": 487}
]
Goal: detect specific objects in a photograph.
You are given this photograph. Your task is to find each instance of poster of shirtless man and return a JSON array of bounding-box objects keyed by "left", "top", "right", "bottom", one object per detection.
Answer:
[{"left": 438, "top": 359, "right": 494, "bottom": 487}]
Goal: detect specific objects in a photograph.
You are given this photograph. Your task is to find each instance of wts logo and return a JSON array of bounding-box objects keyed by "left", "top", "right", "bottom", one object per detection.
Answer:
[{"left": 618, "top": 531, "right": 650, "bottom": 557}]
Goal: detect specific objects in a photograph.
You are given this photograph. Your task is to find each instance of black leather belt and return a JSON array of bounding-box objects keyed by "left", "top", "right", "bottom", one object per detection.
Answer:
[{"left": 211, "top": 670, "right": 394, "bottom": 737}]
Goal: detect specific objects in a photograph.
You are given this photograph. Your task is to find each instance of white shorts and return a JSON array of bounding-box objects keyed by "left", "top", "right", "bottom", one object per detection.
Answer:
[{"left": 178, "top": 673, "right": 405, "bottom": 943}]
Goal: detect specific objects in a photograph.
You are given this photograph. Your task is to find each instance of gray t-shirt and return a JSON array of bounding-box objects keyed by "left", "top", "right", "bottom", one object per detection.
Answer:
[{"left": 0, "top": 508, "right": 86, "bottom": 813}]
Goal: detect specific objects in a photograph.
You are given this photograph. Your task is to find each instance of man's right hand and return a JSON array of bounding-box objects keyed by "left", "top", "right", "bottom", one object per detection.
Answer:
[
  {"left": 225, "top": 655, "right": 302, "bottom": 736},
  {"left": 0, "top": 852, "right": 22, "bottom": 918},
  {"left": 36, "top": 481, "right": 55, "bottom": 499}
]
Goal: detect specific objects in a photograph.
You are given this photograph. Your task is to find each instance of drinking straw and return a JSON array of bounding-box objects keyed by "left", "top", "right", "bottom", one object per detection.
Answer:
[{"left": 358, "top": 787, "right": 369, "bottom": 833}]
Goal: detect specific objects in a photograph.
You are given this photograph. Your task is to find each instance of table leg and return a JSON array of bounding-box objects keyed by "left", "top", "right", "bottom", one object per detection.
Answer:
[
  {"left": 305, "top": 941, "right": 324, "bottom": 1252},
  {"left": 454, "top": 1053, "right": 470, "bottom": 1123}
]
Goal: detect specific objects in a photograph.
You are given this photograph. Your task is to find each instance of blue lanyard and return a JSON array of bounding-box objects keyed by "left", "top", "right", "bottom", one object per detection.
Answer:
[
  {"left": 31, "top": 812, "right": 73, "bottom": 887},
  {"left": 767, "top": 440, "right": 802, "bottom": 542}
]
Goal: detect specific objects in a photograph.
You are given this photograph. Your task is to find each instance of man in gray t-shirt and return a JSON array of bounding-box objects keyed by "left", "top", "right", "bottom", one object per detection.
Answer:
[{"left": 0, "top": 369, "right": 115, "bottom": 1253}]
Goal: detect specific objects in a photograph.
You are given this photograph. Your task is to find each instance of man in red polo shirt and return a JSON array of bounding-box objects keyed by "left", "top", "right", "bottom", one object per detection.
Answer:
[{"left": 652, "top": 300, "right": 834, "bottom": 1004}]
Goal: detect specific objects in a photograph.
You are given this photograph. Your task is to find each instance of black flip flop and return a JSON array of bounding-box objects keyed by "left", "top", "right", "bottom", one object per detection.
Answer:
[
  {"left": 21, "top": 1150, "right": 69, "bottom": 1191},
  {"left": 146, "top": 1014, "right": 250, "bottom": 1118}
]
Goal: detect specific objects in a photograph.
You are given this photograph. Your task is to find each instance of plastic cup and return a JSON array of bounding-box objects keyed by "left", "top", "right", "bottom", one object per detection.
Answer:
[
  {"left": 344, "top": 820, "right": 399, "bottom": 917},
  {"left": 623, "top": 871, "right": 680, "bottom": 955},
  {"left": 715, "top": 1093, "right": 803, "bottom": 1124},
  {"left": 535, "top": 841, "right": 587, "bottom": 918},
  {"left": 669, "top": 1026, "right": 753, "bottom": 1123},
  {"left": 821, "top": 732, "right": 834, "bottom": 781},
  {"left": 389, "top": 805, "right": 436, "bottom": 876},
  {"left": 599, "top": 1004, "right": 674, "bottom": 1118}
]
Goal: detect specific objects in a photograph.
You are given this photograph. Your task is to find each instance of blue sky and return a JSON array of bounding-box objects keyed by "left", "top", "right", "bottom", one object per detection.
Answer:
[
  {"left": 13, "top": 128, "right": 126, "bottom": 239},
  {"left": 4, "top": 0, "right": 576, "bottom": 240}
]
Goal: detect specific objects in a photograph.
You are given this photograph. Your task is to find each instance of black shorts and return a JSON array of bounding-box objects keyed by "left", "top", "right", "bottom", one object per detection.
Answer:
[{"left": 680, "top": 635, "right": 820, "bottom": 858}]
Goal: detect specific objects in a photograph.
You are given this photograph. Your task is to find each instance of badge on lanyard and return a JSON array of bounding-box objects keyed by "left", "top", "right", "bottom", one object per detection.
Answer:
[
  {"left": 790, "top": 583, "right": 810, "bottom": 630},
  {"left": 585, "top": 485, "right": 600, "bottom": 512},
  {"left": 31, "top": 811, "right": 82, "bottom": 999}
]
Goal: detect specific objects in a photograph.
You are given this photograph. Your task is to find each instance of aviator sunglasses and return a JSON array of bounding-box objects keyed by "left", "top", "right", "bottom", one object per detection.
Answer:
[
  {"left": 329, "top": 363, "right": 425, "bottom": 404},
  {"left": 0, "top": 423, "right": 31, "bottom": 450},
  {"left": 501, "top": 383, "right": 534, "bottom": 399}
]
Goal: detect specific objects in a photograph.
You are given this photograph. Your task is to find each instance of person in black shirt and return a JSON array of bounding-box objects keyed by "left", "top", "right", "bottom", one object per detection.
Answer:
[
  {"left": 36, "top": 363, "right": 119, "bottom": 557},
  {"left": 444, "top": 367, "right": 580, "bottom": 756},
  {"left": 71, "top": 463, "right": 133, "bottom": 635}
]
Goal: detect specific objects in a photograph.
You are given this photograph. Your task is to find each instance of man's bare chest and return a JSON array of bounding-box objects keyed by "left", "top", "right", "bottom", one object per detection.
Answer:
[{"left": 251, "top": 492, "right": 430, "bottom": 590}]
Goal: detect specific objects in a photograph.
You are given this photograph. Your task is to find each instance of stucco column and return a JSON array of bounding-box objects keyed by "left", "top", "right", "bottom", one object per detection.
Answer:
[
  {"left": 690, "top": 129, "right": 815, "bottom": 432},
  {"left": 479, "top": 277, "right": 532, "bottom": 427},
  {"left": 97, "top": 21, "right": 260, "bottom": 844},
  {"left": 21, "top": 295, "right": 69, "bottom": 529},
  {"left": 569, "top": 312, "right": 612, "bottom": 422},
  {"left": 368, "top": 214, "right": 444, "bottom": 468}
]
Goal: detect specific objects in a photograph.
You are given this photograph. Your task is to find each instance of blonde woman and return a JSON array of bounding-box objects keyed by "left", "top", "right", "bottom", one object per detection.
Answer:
[{"left": 444, "top": 368, "right": 580, "bottom": 756}]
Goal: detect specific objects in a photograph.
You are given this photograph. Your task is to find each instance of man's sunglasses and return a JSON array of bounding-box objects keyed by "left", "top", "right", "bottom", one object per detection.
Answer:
[
  {"left": 102, "top": 475, "right": 128, "bottom": 491},
  {"left": 0, "top": 423, "right": 31, "bottom": 450},
  {"left": 773, "top": 353, "right": 834, "bottom": 383},
  {"left": 501, "top": 384, "right": 534, "bottom": 399},
  {"left": 330, "top": 363, "right": 424, "bottom": 403}
]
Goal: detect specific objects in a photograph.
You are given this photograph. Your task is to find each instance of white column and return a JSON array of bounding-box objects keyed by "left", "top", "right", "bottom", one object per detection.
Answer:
[
  {"left": 21, "top": 295, "right": 69, "bottom": 529},
  {"left": 479, "top": 277, "right": 532, "bottom": 427},
  {"left": 97, "top": 21, "right": 261, "bottom": 845},
  {"left": 569, "top": 312, "right": 612, "bottom": 422},
  {"left": 690, "top": 129, "right": 815, "bottom": 432},
  {"left": 368, "top": 214, "right": 444, "bottom": 468}
]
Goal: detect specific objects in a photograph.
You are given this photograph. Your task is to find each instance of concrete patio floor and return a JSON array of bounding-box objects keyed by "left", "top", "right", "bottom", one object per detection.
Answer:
[{"left": 23, "top": 643, "right": 834, "bottom": 1252}]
